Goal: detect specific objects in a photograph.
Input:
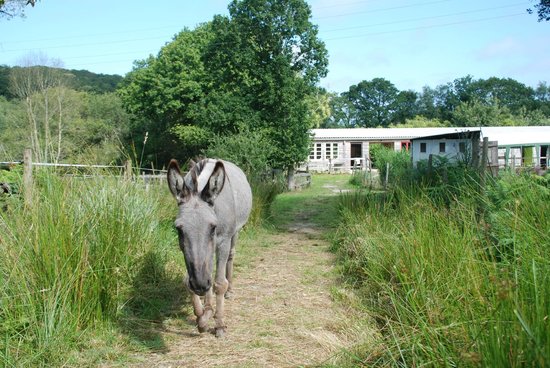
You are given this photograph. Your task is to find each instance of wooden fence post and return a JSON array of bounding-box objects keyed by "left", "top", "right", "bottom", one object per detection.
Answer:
[
  {"left": 480, "top": 137, "right": 489, "bottom": 188},
  {"left": 124, "top": 160, "right": 132, "bottom": 181},
  {"left": 472, "top": 137, "right": 480, "bottom": 169},
  {"left": 23, "top": 148, "right": 33, "bottom": 207}
]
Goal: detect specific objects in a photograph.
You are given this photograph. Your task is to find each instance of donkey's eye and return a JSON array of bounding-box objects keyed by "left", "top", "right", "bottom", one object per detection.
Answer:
[{"left": 210, "top": 226, "right": 216, "bottom": 238}]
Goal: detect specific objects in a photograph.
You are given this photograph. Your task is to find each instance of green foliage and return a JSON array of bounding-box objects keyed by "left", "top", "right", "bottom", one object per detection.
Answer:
[
  {"left": 328, "top": 75, "right": 550, "bottom": 128},
  {"left": 0, "top": 89, "right": 130, "bottom": 163},
  {"left": 67, "top": 69, "right": 123, "bottom": 93},
  {"left": 0, "top": 95, "right": 27, "bottom": 157},
  {"left": 414, "top": 156, "right": 480, "bottom": 205},
  {"left": 390, "top": 115, "right": 451, "bottom": 128},
  {"left": 371, "top": 146, "right": 412, "bottom": 187},
  {"left": 332, "top": 174, "right": 550, "bottom": 366},
  {"left": 0, "top": 65, "right": 13, "bottom": 98},
  {"left": 322, "top": 92, "right": 358, "bottom": 128},
  {"left": 119, "top": 0, "right": 328, "bottom": 170},
  {"left": 0, "top": 65, "right": 122, "bottom": 99},
  {"left": 248, "top": 180, "right": 284, "bottom": 228},
  {"left": 170, "top": 124, "right": 211, "bottom": 158},
  {"left": 203, "top": 130, "right": 276, "bottom": 180},
  {"left": 347, "top": 78, "right": 399, "bottom": 127},
  {"left": 452, "top": 97, "right": 514, "bottom": 126},
  {"left": 0, "top": 171, "right": 178, "bottom": 365}
]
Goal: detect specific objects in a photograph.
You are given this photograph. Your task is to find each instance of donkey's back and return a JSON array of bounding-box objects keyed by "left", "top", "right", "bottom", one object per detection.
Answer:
[{"left": 213, "top": 159, "right": 252, "bottom": 232}]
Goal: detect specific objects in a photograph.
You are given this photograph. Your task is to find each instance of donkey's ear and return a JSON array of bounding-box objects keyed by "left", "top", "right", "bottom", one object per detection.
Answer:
[
  {"left": 202, "top": 161, "right": 225, "bottom": 204},
  {"left": 167, "top": 159, "right": 186, "bottom": 201}
]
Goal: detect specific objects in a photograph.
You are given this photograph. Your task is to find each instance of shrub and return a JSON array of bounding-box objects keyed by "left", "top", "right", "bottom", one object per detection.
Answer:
[
  {"left": 203, "top": 130, "right": 276, "bottom": 182},
  {"left": 372, "top": 146, "right": 412, "bottom": 187}
]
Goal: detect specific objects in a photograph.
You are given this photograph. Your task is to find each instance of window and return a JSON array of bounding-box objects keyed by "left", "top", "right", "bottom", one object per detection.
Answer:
[
  {"left": 459, "top": 142, "right": 466, "bottom": 153},
  {"left": 310, "top": 142, "right": 339, "bottom": 160},
  {"left": 420, "top": 142, "right": 427, "bottom": 153},
  {"left": 439, "top": 142, "right": 446, "bottom": 153}
]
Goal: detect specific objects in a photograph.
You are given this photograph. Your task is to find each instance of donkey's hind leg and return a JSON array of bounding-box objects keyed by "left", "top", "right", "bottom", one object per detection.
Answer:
[{"left": 225, "top": 233, "right": 238, "bottom": 299}]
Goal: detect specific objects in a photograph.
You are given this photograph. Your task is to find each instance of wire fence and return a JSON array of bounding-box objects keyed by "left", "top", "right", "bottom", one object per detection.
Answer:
[{"left": 1, "top": 150, "right": 169, "bottom": 204}]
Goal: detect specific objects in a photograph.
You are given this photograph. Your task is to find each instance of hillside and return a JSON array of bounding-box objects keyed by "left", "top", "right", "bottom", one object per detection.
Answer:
[{"left": 0, "top": 65, "right": 123, "bottom": 97}]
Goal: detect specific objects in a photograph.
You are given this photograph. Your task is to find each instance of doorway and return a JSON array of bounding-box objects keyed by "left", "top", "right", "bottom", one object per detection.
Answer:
[{"left": 350, "top": 143, "right": 362, "bottom": 168}]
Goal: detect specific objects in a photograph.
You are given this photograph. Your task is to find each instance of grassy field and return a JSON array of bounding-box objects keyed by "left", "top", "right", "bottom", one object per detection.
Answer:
[
  {"left": 331, "top": 172, "right": 550, "bottom": 367},
  {"left": 2, "top": 169, "right": 548, "bottom": 367}
]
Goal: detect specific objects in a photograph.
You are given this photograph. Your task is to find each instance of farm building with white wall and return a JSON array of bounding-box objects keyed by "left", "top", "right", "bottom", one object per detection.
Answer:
[{"left": 306, "top": 126, "right": 550, "bottom": 172}]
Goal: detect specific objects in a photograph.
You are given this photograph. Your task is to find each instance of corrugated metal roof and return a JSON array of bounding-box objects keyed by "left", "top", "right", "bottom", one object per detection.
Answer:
[{"left": 311, "top": 127, "right": 550, "bottom": 146}]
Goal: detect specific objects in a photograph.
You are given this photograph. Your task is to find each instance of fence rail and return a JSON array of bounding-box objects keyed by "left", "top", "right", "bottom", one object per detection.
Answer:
[
  {"left": 1, "top": 149, "right": 168, "bottom": 206},
  {"left": 1, "top": 161, "right": 166, "bottom": 173}
]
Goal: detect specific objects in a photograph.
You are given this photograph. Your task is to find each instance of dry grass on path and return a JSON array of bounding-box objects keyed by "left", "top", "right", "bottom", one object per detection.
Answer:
[{"left": 124, "top": 176, "right": 376, "bottom": 367}]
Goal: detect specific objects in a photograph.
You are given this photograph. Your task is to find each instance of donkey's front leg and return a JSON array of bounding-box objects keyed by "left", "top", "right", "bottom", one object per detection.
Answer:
[
  {"left": 185, "top": 276, "right": 212, "bottom": 333},
  {"left": 213, "top": 243, "right": 230, "bottom": 338},
  {"left": 197, "top": 288, "right": 213, "bottom": 333}
]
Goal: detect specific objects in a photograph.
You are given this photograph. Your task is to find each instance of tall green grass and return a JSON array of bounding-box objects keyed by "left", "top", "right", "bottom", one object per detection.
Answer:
[
  {"left": 0, "top": 168, "right": 277, "bottom": 366},
  {"left": 0, "top": 170, "right": 178, "bottom": 366},
  {"left": 332, "top": 173, "right": 550, "bottom": 367}
]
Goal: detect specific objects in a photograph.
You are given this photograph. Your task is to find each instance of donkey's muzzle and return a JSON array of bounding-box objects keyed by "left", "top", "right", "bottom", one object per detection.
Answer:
[{"left": 188, "top": 276, "right": 212, "bottom": 296}]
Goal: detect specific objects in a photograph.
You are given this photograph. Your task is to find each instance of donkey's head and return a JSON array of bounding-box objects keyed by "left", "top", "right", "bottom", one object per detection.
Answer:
[{"left": 167, "top": 159, "right": 226, "bottom": 296}]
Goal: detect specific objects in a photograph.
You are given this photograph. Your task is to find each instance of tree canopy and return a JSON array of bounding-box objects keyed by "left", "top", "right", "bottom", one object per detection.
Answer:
[
  {"left": 119, "top": 0, "right": 328, "bottom": 170},
  {"left": 322, "top": 75, "right": 550, "bottom": 128}
]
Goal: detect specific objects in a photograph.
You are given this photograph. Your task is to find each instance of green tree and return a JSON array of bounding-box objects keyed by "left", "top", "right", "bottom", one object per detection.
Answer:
[
  {"left": 306, "top": 87, "right": 331, "bottom": 128},
  {"left": 119, "top": 24, "right": 214, "bottom": 163},
  {"left": 534, "top": 81, "right": 550, "bottom": 116},
  {"left": 452, "top": 98, "right": 513, "bottom": 126},
  {"left": 120, "top": 0, "right": 328, "bottom": 176},
  {"left": 207, "top": 0, "right": 328, "bottom": 173},
  {"left": 471, "top": 77, "right": 535, "bottom": 115},
  {"left": 390, "top": 116, "right": 451, "bottom": 128},
  {"left": 322, "top": 92, "right": 357, "bottom": 128},
  {"left": 347, "top": 78, "right": 399, "bottom": 127},
  {"left": 393, "top": 90, "right": 418, "bottom": 124}
]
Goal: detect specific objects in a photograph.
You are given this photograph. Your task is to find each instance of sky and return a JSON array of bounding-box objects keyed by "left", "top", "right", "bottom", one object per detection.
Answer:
[{"left": 1, "top": 0, "right": 549, "bottom": 93}]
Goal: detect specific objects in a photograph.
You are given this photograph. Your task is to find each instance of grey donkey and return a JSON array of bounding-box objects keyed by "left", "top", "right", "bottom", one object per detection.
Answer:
[{"left": 167, "top": 158, "right": 252, "bottom": 338}]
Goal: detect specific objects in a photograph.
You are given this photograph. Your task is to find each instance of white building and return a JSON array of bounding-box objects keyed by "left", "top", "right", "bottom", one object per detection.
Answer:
[{"left": 306, "top": 126, "right": 550, "bottom": 172}]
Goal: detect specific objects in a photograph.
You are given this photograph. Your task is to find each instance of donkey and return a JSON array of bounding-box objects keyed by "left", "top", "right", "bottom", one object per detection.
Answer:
[{"left": 167, "top": 158, "right": 252, "bottom": 338}]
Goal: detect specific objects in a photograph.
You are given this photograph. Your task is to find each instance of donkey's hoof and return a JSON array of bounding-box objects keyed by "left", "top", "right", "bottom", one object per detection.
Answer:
[
  {"left": 215, "top": 327, "right": 226, "bottom": 338},
  {"left": 198, "top": 325, "right": 208, "bottom": 333},
  {"left": 224, "top": 290, "right": 234, "bottom": 299}
]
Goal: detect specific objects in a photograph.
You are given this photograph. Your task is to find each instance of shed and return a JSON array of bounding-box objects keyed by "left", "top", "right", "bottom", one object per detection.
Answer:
[{"left": 410, "top": 129, "right": 481, "bottom": 168}]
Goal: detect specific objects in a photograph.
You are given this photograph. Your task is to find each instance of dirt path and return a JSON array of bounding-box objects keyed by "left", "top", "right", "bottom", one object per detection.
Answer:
[{"left": 128, "top": 178, "right": 373, "bottom": 367}]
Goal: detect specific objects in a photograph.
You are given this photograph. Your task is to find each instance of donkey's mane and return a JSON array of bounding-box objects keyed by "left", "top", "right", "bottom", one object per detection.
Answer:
[
  {"left": 189, "top": 158, "right": 210, "bottom": 177},
  {"left": 184, "top": 158, "right": 219, "bottom": 194}
]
